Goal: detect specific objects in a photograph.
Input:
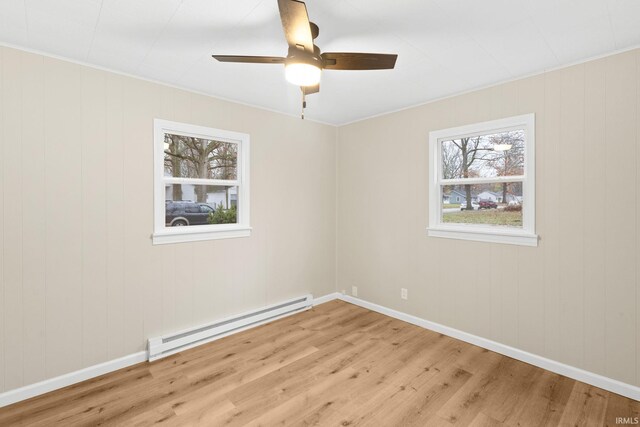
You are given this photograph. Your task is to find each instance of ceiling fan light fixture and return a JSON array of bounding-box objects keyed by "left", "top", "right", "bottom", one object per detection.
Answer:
[
  {"left": 212, "top": 0, "right": 398, "bottom": 114},
  {"left": 285, "top": 62, "right": 321, "bottom": 86}
]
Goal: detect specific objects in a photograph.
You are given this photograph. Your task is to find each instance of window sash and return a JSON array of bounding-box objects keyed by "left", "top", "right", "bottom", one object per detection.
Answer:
[
  {"left": 162, "top": 127, "right": 242, "bottom": 182},
  {"left": 435, "top": 187, "right": 530, "bottom": 236},
  {"left": 436, "top": 136, "right": 527, "bottom": 181},
  {"left": 428, "top": 113, "right": 536, "bottom": 246},
  {"left": 436, "top": 124, "right": 525, "bottom": 145},
  {"left": 153, "top": 119, "right": 250, "bottom": 244},
  {"left": 163, "top": 131, "right": 241, "bottom": 146},
  {"left": 162, "top": 182, "right": 241, "bottom": 220}
]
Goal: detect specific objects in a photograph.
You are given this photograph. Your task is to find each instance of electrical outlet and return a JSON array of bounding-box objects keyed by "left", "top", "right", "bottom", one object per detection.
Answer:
[
  {"left": 341, "top": 289, "right": 346, "bottom": 295},
  {"left": 352, "top": 286, "right": 358, "bottom": 297},
  {"left": 401, "top": 288, "right": 408, "bottom": 300}
]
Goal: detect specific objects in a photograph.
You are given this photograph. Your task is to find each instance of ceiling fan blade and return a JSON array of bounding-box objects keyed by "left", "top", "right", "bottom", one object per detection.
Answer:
[
  {"left": 321, "top": 53, "right": 398, "bottom": 70},
  {"left": 302, "top": 84, "right": 319, "bottom": 95},
  {"left": 212, "top": 55, "right": 285, "bottom": 64},
  {"left": 278, "top": 0, "right": 314, "bottom": 53}
]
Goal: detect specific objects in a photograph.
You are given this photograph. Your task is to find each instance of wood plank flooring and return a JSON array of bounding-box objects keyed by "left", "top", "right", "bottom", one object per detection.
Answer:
[{"left": 0, "top": 300, "right": 638, "bottom": 426}]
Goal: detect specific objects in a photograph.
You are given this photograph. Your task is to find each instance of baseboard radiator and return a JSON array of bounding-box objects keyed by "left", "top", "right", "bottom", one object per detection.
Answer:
[{"left": 148, "top": 294, "right": 313, "bottom": 361}]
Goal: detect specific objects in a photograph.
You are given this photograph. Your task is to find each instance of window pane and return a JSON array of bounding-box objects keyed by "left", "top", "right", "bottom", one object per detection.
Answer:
[
  {"left": 164, "top": 133, "right": 238, "bottom": 180},
  {"left": 441, "top": 130, "right": 525, "bottom": 179},
  {"left": 165, "top": 184, "right": 238, "bottom": 227},
  {"left": 442, "top": 183, "right": 523, "bottom": 228}
]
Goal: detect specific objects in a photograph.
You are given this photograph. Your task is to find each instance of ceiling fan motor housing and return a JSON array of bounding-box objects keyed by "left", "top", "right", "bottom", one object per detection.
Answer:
[{"left": 286, "top": 46, "right": 323, "bottom": 68}]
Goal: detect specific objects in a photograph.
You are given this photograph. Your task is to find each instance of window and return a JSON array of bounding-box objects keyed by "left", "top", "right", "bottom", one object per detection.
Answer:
[
  {"left": 427, "top": 114, "right": 537, "bottom": 246},
  {"left": 153, "top": 119, "right": 250, "bottom": 244}
]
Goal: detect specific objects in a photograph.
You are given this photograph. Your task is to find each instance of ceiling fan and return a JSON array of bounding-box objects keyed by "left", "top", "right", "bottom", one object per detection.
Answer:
[{"left": 212, "top": 0, "right": 398, "bottom": 118}]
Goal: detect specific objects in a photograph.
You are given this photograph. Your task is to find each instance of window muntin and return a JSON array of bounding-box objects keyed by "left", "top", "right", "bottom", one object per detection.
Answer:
[
  {"left": 153, "top": 120, "right": 250, "bottom": 244},
  {"left": 428, "top": 114, "right": 536, "bottom": 246}
]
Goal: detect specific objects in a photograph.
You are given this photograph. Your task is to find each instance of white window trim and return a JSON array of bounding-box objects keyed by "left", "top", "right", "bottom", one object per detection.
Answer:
[
  {"left": 152, "top": 119, "right": 251, "bottom": 245},
  {"left": 427, "top": 114, "right": 538, "bottom": 247}
]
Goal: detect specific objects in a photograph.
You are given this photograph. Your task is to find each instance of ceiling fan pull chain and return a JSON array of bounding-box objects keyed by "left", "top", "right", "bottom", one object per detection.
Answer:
[{"left": 301, "top": 90, "right": 306, "bottom": 120}]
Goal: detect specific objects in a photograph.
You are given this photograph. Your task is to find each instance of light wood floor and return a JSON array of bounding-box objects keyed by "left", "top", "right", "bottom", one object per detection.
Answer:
[{"left": 1, "top": 300, "right": 638, "bottom": 426}]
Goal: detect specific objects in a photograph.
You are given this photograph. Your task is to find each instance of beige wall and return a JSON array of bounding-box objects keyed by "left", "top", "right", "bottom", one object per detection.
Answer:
[
  {"left": 337, "top": 49, "right": 640, "bottom": 387},
  {"left": 0, "top": 46, "right": 337, "bottom": 393},
  {"left": 2, "top": 43, "right": 639, "bottom": 395}
]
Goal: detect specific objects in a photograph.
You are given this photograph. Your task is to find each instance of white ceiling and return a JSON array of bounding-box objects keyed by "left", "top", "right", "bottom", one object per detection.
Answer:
[{"left": 1, "top": 0, "right": 639, "bottom": 125}]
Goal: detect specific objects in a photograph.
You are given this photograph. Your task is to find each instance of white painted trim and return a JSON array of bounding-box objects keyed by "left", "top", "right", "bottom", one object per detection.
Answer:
[
  {"left": 4, "top": 41, "right": 640, "bottom": 128},
  {"left": 3, "top": 42, "right": 639, "bottom": 128},
  {"left": 313, "top": 292, "right": 342, "bottom": 306},
  {"left": 152, "top": 226, "right": 252, "bottom": 245},
  {"left": 0, "top": 42, "right": 336, "bottom": 127},
  {"left": 428, "top": 113, "right": 537, "bottom": 246},
  {"left": 338, "top": 44, "right": 640, "bottom": 127},
  {"left": 3, "top": 291, "right": 636, "bottom": 407},
  {"left": 0, "top": 293, "right": 337, "bottom": 407},
  {"left": 339, "top": 295, "right": 640, "bottom": 401},
  {"left": 152, "top": 119, "right": 251, "bottom": 245},
  {"left": 0, "top": 352, "right": 147, "bottom": 408},
  {"left": 427, "top": 227, "right": 539, "bottom": 247},
  {"left": 146, "top": 292, "right": 340, "bottom": 360}
]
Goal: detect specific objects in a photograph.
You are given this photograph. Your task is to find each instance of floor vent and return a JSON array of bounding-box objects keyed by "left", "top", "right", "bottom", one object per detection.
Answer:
[{"left": 148, "top": 294, "right": 313, "bottom": 361}]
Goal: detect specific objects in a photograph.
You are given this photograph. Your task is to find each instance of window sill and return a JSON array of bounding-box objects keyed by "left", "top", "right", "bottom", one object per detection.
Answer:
[
  {"left": 152, "top": 226, "right": 252, "bottom": 245},
  {"left": 427, "top": 226, "right": 538, "bottom": 247}
]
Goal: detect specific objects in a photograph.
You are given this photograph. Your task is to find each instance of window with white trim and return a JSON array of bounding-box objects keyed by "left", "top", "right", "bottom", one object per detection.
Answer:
[
  {"left": 153, "top": 119, "right": 250, "bottom": 245},
  {"left": 427, "top": 114, "right": 537, "bottom": 246}
]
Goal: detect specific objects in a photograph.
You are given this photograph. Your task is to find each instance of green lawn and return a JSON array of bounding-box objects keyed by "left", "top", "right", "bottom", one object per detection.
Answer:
[
  {"left": 443, "top": 203, "right": 460, "bottom": 209},
  {"left": 443, "top": 209, "right": 522, "bottom": 227}
]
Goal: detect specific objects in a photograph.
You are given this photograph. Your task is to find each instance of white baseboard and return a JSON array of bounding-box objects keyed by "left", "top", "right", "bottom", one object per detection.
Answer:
[
  {"left": 313, "top": 292, "right": 342, "bottom": 306},
  {"left": 0, "top": 292, "right": 341, "bottom": 408},
  {"left": 0, "top": 351, "right": 147, "bottom": 408},
  {"left": 339, "top": 294, "right": 640, "bottom": 401},
  {"left": 2, "top": 292, "right": 636, "bottom": 408}
]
